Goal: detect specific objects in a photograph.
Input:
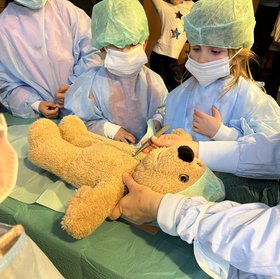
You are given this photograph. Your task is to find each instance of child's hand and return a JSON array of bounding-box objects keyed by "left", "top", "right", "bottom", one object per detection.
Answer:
[
  {"left": 143, "top": 133, "right": 199, "bottom": 157},
  {"left": 39, "top": 101, "right": 60, "bottom": 119},
  {"left": 55, "top": 84, "right": 69, "bottom": 107},
  {"left": 114, "top": 127, "right": 136, "bottom": 144},
  {"left": 192, "top": 106, "right": 222, "bottom": 138}
]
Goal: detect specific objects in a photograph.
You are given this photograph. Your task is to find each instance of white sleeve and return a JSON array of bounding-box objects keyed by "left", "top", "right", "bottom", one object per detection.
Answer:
[
  {"left": 211, "top": 123, "right": 240, "bottom": 141},
  {"left": 157, "top": 194, "right": 280, "bottom": 276},
  {"left": 103, "top": 122, "right": 121, "bottom": 139},
  {"left": 31, "top": 101, "right": 41, "bottom": 113},
  {"left": 199, "top": 132, "right": 280, "bottom": 179}
]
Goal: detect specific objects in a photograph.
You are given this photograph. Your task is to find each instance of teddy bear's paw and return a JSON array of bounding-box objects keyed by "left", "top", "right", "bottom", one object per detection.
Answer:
[
  {"left": 61, "top": 185, "right": 120, "bottom": 239},
  {"left": 28, "top": 118, "right": 60, "bottom": 146},
  {"left": 28, "top": 119, "right": 62, "bottom": 165},
  {"left": 59, "top": 115, "right": 88, "bottom": 143},
  {"left": 172, "top": 128, "right": 193, "bottom": 141}
]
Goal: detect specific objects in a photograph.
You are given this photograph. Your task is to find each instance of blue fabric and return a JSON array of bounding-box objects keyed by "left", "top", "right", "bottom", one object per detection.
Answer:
[
  {"left": 64, "top": 66, "right": 167, "bottom": 143},
  {"left": 164, "top": 76, "right": 280, "bottom": 141},
  {"left": 0, "top": 0, "right": 99, "bottom": 118}
]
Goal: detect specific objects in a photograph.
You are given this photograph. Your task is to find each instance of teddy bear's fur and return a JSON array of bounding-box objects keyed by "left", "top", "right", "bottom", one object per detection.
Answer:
[{"left": 28, "top": 116, "right": 207, "bottom": 239}]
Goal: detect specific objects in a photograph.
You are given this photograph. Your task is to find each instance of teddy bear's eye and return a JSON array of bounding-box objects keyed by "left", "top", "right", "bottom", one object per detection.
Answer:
[{"left": 179, "top": 174, "right": 189, "bottom": 183}]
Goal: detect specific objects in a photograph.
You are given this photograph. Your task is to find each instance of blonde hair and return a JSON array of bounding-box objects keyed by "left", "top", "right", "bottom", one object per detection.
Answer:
[{"left": 225, "top": 48, "right": 257, "bottom": 92}]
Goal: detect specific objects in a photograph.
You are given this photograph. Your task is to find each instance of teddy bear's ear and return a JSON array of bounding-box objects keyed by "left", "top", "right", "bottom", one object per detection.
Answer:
[{"left": 178, "top": 146, "right": 194, "bottom": 163}]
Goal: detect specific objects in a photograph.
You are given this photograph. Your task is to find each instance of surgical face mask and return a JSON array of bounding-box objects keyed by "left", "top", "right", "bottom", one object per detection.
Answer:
[
  {"left": 0, "top": 114, "right": 18, "bottom": 203},
  {"left": 104, "top": 44, "right": 148, "bottom": 77},
  {"left": 14, "top": 0, "right": 47, "bottom": 9},
  {"left": 185, "top": 49, "right": 242, "bottom": 87},
  {"left": 178, "top": 167, "right": 225, "bottom": 202}
]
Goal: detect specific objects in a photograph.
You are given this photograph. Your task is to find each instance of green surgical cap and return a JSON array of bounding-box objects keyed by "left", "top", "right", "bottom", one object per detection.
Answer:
[
  {"left": 91, "top": 0, "right": 149, "bottom": 49},
  {"left": 184, "top": 0, "right": 256, "bottom": 49}
]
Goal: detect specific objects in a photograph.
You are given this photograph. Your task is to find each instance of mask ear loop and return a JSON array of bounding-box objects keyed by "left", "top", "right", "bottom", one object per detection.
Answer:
[{"left": 228, "top": 48, "right": 243, "bottom": 63}]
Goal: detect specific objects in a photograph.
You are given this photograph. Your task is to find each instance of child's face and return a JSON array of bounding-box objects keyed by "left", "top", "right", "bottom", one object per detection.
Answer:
[{"left": 189, "top": 46, "right": 228, "bottom": 63}]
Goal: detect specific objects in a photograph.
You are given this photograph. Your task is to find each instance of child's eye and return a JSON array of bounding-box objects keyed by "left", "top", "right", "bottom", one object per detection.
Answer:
[
  {"left": 191, "top": 47, "right": 200, "bottom": 52},
  {"left": 211, "top": 50, "right": 221, "bottom": 55}
]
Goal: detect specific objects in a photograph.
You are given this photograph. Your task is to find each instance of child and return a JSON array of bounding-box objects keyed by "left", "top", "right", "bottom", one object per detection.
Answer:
[
  {"left": 65, "top": 0, "right": 167, "bottom": 145},
  {"left": 0, "top": 0, "right": 100, "bottom": 119},
  {"left": 149, "top": 0, "right": 194, "bottom": 91},
  {"left": 163, "top": 0, "right": 280, "bottom": 141}
]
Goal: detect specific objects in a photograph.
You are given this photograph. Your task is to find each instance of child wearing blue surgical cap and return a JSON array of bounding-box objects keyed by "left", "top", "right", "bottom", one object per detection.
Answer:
[
  {"left": 0, "top": 0, "right": 100, "bottom": 119},
  {"left": 65, "top": 0, "right": 167, "bottom": 145},
  {"left": 163, "top": 0, "right": 280, "bottom": 141}
]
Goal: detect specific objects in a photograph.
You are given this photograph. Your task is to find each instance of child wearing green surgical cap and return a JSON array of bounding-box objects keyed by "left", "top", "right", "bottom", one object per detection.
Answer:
[
  {"left": 163, "top": 0, "right": 280, "bottom": 142},
  {"left": 65, "top": 0, "right": 168, "bottom": 145}
]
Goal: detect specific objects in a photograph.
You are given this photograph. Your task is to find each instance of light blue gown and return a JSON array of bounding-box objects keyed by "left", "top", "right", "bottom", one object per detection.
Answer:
[
  {"left": 0, "top": 0, "right": 99, "bottom": 118},
  {"left": 164, "top": 76, "right": 280, "bottom": 141},
  {"left": 64, "top": 66, "right": 167, "bottom": 143}
]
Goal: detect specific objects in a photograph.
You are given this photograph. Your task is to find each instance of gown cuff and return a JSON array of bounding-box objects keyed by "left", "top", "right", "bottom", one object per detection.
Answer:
[
  {"left": 31, "top": 101, "right": 41, "bottom": 113},
  {"left": 199, "top": 141, "right": 239, "bottom": 173},
  {"left": 157, "top": 193, "right": 186, "bottom": 236},
  {"left": 211, "top": 123, "right": 239, "bottom": 141},
  {"left": 103, "top": 122, "right": 121, "bottom": 139}
]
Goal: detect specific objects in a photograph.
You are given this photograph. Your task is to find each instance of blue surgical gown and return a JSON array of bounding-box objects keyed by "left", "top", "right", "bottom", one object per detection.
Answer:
[
  {"left": 0, "top": 0, "right": 100, "bottom": 118},
  {"left": 64, "top": 66, "right": 167, "bottom": 143},
  {"left": 164, "top": 76, "right": 280, "bottom": 141}
]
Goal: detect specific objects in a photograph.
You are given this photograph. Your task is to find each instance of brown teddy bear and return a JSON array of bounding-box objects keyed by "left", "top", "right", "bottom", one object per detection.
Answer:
[{"left": 28, "top": 115, "right": 224, "bottom": 239}]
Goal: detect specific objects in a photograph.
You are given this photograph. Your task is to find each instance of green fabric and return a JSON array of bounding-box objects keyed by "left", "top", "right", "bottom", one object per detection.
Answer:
[
  {"left": 91, "top": 0, "right": 149, "bottom": 49},
  {"left": 184, "top": 0, "right": 256, "bottom": 48},
  {"left": 0, "top": 198, "right": 210, "bottom": 279},
  {"left": 7, "top": 124, "right": 74, "bottom": 213},
  {"left": 219, "top": 173, "right": 280, "bottom": 206}
]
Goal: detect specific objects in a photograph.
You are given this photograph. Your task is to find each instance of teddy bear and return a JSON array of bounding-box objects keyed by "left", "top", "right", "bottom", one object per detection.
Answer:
[{"left": 27, "top": 115, "right": 224, "bottom": 239}]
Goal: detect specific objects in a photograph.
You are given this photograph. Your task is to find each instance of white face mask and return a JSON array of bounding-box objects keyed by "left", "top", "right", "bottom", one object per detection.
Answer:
[
  {"left": 15, "top": 0, "right": 47, "bottom": 9},
  {"left": 104, "top": 45, "right": 148, "bottom": 77},
  {"left": 0, "top": 114, "right": 18, "bottom": 203},
  {"left": 185, "top": 49, "right": 242, "bottom": 87}
]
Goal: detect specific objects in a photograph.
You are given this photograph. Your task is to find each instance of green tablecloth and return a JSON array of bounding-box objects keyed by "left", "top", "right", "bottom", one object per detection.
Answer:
[
  {"left": 0, "top": 113, "right": 210, "bottom": 279},
  {"left": 0, "top": 198, "right": 210, "bottom": 279}
]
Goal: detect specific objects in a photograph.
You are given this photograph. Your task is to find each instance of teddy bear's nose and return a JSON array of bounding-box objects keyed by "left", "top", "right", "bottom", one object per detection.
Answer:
[{"left": 178, "top": 146, "right": 194, "bottom": 163}]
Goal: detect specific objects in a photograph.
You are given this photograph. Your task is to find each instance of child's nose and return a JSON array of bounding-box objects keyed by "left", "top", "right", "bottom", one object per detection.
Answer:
[{"left": 196, "top": 53, "right": 208, "bottom": 64}]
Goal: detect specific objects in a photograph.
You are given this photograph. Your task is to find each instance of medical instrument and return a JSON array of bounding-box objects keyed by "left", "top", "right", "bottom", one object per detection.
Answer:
[{"left": 132, "top": 124, "right": 170, "bottom": 157}]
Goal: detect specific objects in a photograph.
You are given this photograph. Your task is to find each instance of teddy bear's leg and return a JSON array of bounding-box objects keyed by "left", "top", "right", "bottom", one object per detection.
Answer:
[
  {"left": 59, "top": 115, "right": 112, "bottom": 148},
  {"left": 28, "top": 118, "right": 79, "bottom": 180},
  {"left": 61, "top": 180, "right": 125, "bottom": 239},
  {"left": 59, "top": 116, "right": 136, "bottom": 154},
  {"left": 28, "top": 118, "right": 61, "bottom": 148}
]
